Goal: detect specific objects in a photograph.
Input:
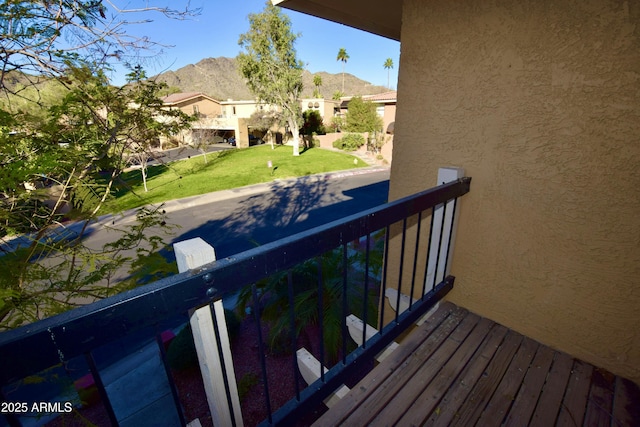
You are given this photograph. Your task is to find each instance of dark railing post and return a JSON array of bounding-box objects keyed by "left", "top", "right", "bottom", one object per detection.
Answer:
[{"left": 85, "top": 352, "right": 119, "bottom": 426}]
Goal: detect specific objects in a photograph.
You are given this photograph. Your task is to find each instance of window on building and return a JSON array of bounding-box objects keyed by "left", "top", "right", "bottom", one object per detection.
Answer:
[
  {"left": 376, "top": 105, "right": 385, "bottom": 117},
  {"left": 193, "top": 105, "right": 200, "bottom": 115}
]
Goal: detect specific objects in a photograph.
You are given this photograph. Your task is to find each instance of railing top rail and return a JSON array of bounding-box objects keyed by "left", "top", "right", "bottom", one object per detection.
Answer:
[{"left": 0, "top": 177, "right": 471, "bottom": 384}]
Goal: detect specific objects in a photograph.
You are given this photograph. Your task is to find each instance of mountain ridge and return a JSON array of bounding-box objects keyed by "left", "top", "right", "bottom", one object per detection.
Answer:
[{"left": 153, "top": 56, "right": 389, "bottom": 101}]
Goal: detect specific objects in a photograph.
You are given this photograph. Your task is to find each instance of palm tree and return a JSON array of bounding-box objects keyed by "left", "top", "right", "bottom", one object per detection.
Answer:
[
  {"left": 336, "top": 48, "right": 349, "bottom": 93},
  {"left": 384, "top": 58, "right": 394, "bottom": 89},
  {"left": 313, "top": 74, "right": 323, "bottom": 98}
]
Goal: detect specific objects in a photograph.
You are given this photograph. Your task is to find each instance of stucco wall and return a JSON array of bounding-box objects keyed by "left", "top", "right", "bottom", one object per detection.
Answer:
[
  {"left": 389, "top": 0, "right": 640, "bottom": 382},
  {"left": 176, "top": 97, "right": 221, "bottom": 118}
]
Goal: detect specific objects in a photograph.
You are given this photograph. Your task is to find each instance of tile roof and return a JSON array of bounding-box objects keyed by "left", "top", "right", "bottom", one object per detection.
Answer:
[
  {"left": 363, "top": 91, "right": 397, "bottom": 102},
  {"left": 162, "top": 92, "right": 216, "bottom": 104}
]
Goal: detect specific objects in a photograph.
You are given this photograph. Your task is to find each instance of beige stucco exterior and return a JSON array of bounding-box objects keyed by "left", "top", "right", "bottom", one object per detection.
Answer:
[
  {"left": 276, "top": 0, "right": 640, "bottom": 384},
  {"left": 385, "top": 0, "right": 640, "bottom": 383},
  {"left": 301, "top": 98, "right": 340, "bottom": 121},
  {"left": 163, "top": 93, "right": 222, "bottom": 118}
]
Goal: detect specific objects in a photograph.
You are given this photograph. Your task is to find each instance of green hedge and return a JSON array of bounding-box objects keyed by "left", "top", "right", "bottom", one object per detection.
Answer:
[{"left": 332, "top": 133, "right": 365, "bottom": 152}]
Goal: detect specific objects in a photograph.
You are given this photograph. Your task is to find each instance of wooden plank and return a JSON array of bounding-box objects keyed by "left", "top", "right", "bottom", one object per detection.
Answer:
[
  {"left": 583, "top": 367, "right": 615, "bottom": 426},
  {"left": 174, "top": 238, "right": 243, "bottom": 427},
  {"left": 612, "top": 376, "right": 640, "bottom": 426},
  {"left": 503, "top": 344, "right": 555, "bottom": 426},
  {"left": 346, "top": 314, "right": 399, "bottom": 362},
  {"left": 369, "top": 312, "right": 481, "bottom": 425},
  {"left": 296, "top": 347, "right": 350, "bottom": 407},
  {"left": 336, "top": 308, "right": 473, "bottom": 426},
  {"left": 476, "top": 336, "right": 539, "bottom": 426},
  {"left": 425, "top": 323, "right": 509, "bottom": 427},
  {"left": 449, "top": 330, "right": 524, "bottom": 427},
  {"left": 557, "top": 359, "right": 593, "bottom": 426},
  {"left": 528, "top": 351, "right": 574, "bottom": 427},
  {"left": 395, "top": 317, "right": 494, "bottom": 426},
  {"left": 311, "top": 302, "right": 462, "bottom": 427}
]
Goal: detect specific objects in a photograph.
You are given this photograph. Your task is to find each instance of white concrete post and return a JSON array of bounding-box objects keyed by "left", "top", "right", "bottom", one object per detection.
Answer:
[
  {"left": 424, "top": 167, "right": 465, "bottom": 293},
  {"left": 173, "top": 238, "right": 243, "bottom": 427}
]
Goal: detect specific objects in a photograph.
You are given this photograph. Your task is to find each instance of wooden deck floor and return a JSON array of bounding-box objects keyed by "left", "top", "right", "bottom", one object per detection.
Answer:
[{"left": 312, "top": 302, "right": 640, "bottom": 426}]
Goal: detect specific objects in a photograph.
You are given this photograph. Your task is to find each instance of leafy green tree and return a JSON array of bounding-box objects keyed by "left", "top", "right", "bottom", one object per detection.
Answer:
[
  {"left": 300, "top": 110, "right": 325, "bottom": 148},
  {"left": 237, "top": 3, "right": 304, "bottom": 156},
  {"left": 0, "top": 1, "right": 198, "bottom": 88},
  {"left": 344, "top": 96, "right": 383, "bottom": 133},
  {"left": 0, "top": 1, "right": 199, "bottom": 329},
  {"left": 332, "top": 90, "right": 345, "bottom": 101},
  {"left": 336, "top": 48, "right": 350, "bottom": 93},
  {"left": 313, "top": 74, "right": 323, "bottom": 98},
  {"left": 384, "top": 58, "right": 394, "bottom": 89},
  {"left": 301, "top": 110, "right": 325, "bottom": 136},
  {"left": 0, "top": 66, "right": 193, "bottom": 329}
]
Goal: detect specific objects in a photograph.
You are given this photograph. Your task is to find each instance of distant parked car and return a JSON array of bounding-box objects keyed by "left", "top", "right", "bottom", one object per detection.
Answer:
[
  {"left": 249, "top": 135, "right": 264, "bottom": 146},
  {"left": 228, "top": 137, "right": 236, "bottom": 146}
]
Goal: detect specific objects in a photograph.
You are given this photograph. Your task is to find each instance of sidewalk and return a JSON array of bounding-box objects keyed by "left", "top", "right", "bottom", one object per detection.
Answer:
[
  {"left": 0, "top": 165, "right": 389, "bottom": 253},
  {"left": 95, "top": 164, "right": 388, "bottom": 227}
]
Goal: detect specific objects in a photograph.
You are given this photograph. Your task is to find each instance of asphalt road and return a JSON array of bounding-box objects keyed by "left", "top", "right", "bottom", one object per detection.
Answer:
[{"left": 83, "top": 168, "right": 390, "bottom": 265}]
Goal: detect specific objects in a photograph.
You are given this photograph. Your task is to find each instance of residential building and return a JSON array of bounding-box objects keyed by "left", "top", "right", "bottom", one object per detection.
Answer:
[
  {"left": 1, "top": 1, "right": 638, "bottom": 421},
  {"left": 163, "top": 93, "right": 342, "bottom": 148},
  {"left": 363, "top": 91, "right": 396, "bottom": 135},
  {"left": 275, "top": 0, "right": 640, "bottom": 386},
  {"left": 161, "top": 92, "right": 222, "bottom": 118}
]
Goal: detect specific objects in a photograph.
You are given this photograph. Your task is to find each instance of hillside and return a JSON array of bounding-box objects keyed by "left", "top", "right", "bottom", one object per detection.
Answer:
[{"left": 153, "top": 57, "right": 388, "bottom": 101}]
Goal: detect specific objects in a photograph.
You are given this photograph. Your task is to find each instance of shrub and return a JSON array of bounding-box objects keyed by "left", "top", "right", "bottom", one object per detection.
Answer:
[
  {"left": 237, "top": 373, "right": 260, "bottom": 400},
  {"left": 332, "top": 133, "right": 366, "bottom": 152}
]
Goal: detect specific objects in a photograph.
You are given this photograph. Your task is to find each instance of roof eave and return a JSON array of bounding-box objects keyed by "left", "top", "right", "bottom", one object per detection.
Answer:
[{"left": 272, "top": 0, "right": 402, "bottom": 42}]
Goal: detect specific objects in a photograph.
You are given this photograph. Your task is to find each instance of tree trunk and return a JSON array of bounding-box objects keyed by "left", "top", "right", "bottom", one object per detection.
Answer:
[
  {"left": 142, "top": 165, "right": 148, "bottom": 192},
  {"left": 289, "top": 119, "right": 300, "bottom": 156}
]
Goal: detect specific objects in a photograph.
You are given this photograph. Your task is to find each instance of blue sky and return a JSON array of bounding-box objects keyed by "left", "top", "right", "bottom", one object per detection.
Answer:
[{"left": 106, "top": 0, "right": 400, "bottom": 90}]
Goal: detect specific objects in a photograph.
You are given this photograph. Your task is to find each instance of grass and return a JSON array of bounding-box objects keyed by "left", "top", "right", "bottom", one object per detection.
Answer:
[{"left": 103, "top": 145, "right": 367, "bottom": 214}]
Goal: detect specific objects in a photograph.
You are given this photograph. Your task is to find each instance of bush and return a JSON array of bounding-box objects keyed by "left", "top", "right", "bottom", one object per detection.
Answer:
[
  {"left": 237, "top": 372, "right": 260, "bottom": 400},
  {"left": 332, "top": 133, "right": 366, "bottom": 152}
]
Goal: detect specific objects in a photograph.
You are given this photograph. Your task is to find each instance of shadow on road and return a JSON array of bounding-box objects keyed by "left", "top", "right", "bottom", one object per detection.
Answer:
[{"left": 164, "top": 175, "right": 390, "bottom": 261}]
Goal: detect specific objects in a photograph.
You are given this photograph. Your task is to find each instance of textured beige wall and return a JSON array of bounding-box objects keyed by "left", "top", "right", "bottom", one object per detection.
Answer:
[
  {"left": 175, "top": 97, "right": 221, "bottom": 117},
  {"left": 389, "top": 0, "right": 640, "bottom": 382}
]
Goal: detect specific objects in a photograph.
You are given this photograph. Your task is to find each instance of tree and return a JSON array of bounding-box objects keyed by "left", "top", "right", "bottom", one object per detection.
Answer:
[
  {"left": 0, "top": 65, "right": 193, "bottom": 329},
  {"left": 123, "top": 66, "right": 194, "bottom": 191},
  {"left": 336, "top": 48, "right": 350, "bottom": 93},
  {"left": 247, "top": 109, "right": 282, "bottom": 150},
  {"left": 313, "top": 74, "right": 323, "bottom": 98},
  {"left": 300, "top": 109, "right": 325, "bottom": 148},
  {"left": 384, "top": 58, "right": 394, "bottom": 89},
  {"left": 0, "top": 1, "right": 199, "bottom": 90},
  {"left": 344, "top": 96, "right": 383, "bottom": 133},
  {"left": 0, "top": 1, "right": 199, "bottom": 329},
  {"left": 237, "top": 3, "right": 304, "bottom": 156}
]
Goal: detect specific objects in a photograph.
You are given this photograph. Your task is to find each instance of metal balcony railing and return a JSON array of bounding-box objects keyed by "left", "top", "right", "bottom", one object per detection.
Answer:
[{"left": 0, "top": 176, "right": 471, "bottom": 427}]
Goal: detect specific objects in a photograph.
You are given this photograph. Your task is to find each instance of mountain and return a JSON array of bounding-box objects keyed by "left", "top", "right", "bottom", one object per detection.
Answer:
[{"left": 152, "top": 57, "right": 389, "bottom": 101}]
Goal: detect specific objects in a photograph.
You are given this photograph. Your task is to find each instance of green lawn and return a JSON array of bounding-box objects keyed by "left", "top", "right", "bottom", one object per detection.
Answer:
[{"left": 103, "top": 145, "right": 367, "bottom": 214}]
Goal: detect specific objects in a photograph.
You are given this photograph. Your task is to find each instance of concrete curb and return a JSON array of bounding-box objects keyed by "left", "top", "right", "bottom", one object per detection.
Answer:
[
  {"left": 1, "top": 166, "right": 389, "bottom": 252},
  {"left": 96, "top": 165, "right": 389, "bottom": 227}
]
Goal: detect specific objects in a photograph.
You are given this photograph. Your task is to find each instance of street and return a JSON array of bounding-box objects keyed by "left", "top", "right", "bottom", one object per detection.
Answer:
[{"left": 84, "top": 168, "right": 390, "bottom": 266}]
